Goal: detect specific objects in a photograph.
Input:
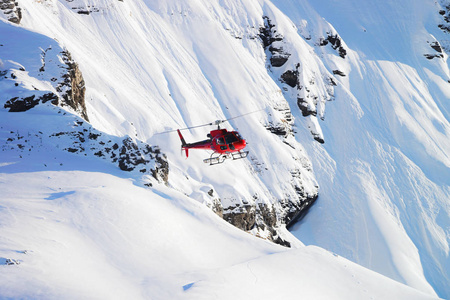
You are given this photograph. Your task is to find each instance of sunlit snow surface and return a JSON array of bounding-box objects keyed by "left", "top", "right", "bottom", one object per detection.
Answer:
[
  {"left": 0, "top": 171, "right": 438, "bottom": 299},
  {"left": 0, "top": 0, "right": 449, "bottom": 298}
]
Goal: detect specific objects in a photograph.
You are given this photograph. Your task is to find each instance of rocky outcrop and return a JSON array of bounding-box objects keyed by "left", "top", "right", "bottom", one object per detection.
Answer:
[
  {"left": 58, "top": 50, "right": 89, "bottom": 121},
  {"left": 259, "top": 17, "right": 290, "bottom": 68},
  {"left": 223, "top": 204, "right": 256, "bottom": 232},
  {"left": 264, "top": 102, "right": 293, "bottom": 137},
  {"left": 282, "top": 168, "right": 318, "bottom": 226},
  {"left": 436, "top": 1, "right": 450, "bottom": 56},
  {"left": 215, "top": 145, "right": 319, "bottom": 247},
  {"left": 64, "top": 0, "right": 100, "bottom": 15},
  {"left": 2, "top": 42, "right": 88, "bottom": 121},
  {"left": 1, "top": 23, "right": 167, "bottom": 185},
  {"left": 438, "top": 1, "right": 450, "bottom": 33},
  {"left": 259, "top": 16, "right": 335, "bottom": 144},
  {"left": 4, "top": 258, "right": 20, "bottom": 265},
  {"left": 222, "top": 201, "right": 293, "bottom": 246},
  {"left": 0, "top": 0, "right": 21, "bottom": 24},
  {"left": 63, "top": 0, "right": 124, "bottom": 15},
  {"left": 221, "top": 186, "right": 318, "bottom": 247},
  {"left": 318, "top": 33, "right": 347, "bottom": 59},
  {"left": 2, "top": 118, "right": 169, "bottom": 184},
  {"left": 424, "top": 41, "right": 444, "bottom": 59},
  {"left": 4, "top": 93, "right": 58, "bottom": 112}
]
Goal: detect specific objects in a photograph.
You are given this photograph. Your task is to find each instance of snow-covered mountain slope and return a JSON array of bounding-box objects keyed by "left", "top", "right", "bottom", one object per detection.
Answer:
[
  {"left": 9, "top": 0, "right": 322, "bottom": 246},
  {"left": 0, "top": 170, "right": 437, "bottom": 299},
  {"left": 0, "top": 0, "right": 449, "bottom": 298},
  {"left": 281, "top": 0, "right": 450, "bottom": 297}
]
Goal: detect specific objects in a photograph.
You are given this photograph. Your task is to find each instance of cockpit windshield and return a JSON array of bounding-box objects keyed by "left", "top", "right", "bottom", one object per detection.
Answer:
[{"left": 224, "top": 133, "right": 239, "bottom": 144}]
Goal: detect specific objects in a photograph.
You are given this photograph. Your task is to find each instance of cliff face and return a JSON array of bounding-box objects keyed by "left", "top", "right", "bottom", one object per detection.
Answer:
[
  {"left": 0, "top": 20, "right": 168, "bottom": 184},
  {"left": 58, "top": 50, "right": 89, "bottom": 121},
  {"left": 258, "top": 12, "right": 345, "bottom": 145}
]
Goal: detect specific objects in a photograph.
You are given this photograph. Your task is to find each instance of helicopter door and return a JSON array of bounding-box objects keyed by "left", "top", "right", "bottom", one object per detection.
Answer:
[{"left": 216, "top": 137, "right": 227, "bottom": 150}]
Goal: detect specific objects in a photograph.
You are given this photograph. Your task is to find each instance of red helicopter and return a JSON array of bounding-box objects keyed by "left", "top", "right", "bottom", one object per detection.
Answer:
[
  {"left": 159, "top": 111, "right": 261, "bottom": 165},
  {"left": 177, "top": 120, "right": 248, "bottom": 165}
]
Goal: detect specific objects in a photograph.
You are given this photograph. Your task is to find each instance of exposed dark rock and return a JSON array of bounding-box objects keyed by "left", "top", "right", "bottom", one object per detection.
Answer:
[
  {"left": 4, "top": 93, "right": 58, "bottom": 112},
  {"left": 89, "top": 133, "right": 101, "bottom": 140},
  {"left": 283, "top": 168, "right": 320, "bottom": 226},
  {"left": 259, "top": 17, "right": 329, "bottom": 127},
  {"left": 430, "top": 41, "right": 443, "bottom": 53},
  {"left": 438, "top": 23, "right": 450, "bottom": 33},
  {"left": 270, "top": 53, "right": 290, "bottom": 67},
  {"left": 221, "top": 174, "right": 319, "bottom": 247},
  {"left": 211, "top": 199, "right": 223, "bottom": 218},
  {"left": 265, "top": 123, "right": 288, "bottom": 136},
  {"left": 257, "top": 203, "right": 277, "bottom": 230},
  {"left": 332, "top": 70, "right": 346, "bottom": 77},
  {"left": 206, "top": 192, "right": 223, "bottom": 218},
  {"left": 5, "top": 122, "right": 169, "bottom": 184},
  {"left": 438, "top": 2, "right": 450, "bottom": 33},
  {"left": 39, "top": 46, "right": 53, "bottom": 73},
  {"left": 297, "top": 98, "right": 316, "bottom": 117},
  {"left": 264, "top": 105, "right": 293, "bottom": 137},
  {"left": 424, "top": 53, "right": 444, "bottom": 60},
  {"left": 151, "top": 147, "right": 169, "bottom": 183},
  {"left": 269, "top": 45, "right": 291, "bottom": 67},
  {"left": 259, "top": 16, "right": 282, "bottom": 48},
  {"left": 313, "top": 134, "right": 325, "bottom": 144},
  {"left": 274, "top": 236, "right": 291, "bottom": 247},
  {"left": 64, "top": 0, "right": 101, "bottom": 15},
  {"left": 58, "top": 50, "right": 89, "bottom": 121},
  {"left": 285, "top": 194, "right": 318, "bottom": 229},
  {"left": 5, "top": 258, "right": 20, "bottom": 265},
  {"left": 2, "top": 46, "right": 88, "bottom": 122},
  {"left": 318, "top": 33, "right": 347, "bottom": 58},
  {"left": 424, "top": 41, "right": 445, "bottom": 59},
  {"left": 259, "top": 17, "right": 290, "bottom": 68},
  {"left": 281, "top": 69, "right": 298, "bottom": 88},
  {"left": 0, "top": 0, "right": 21, "bottom": 24},
  {"left": 223, "top": 205, "right": 256, "bottom": 231}
]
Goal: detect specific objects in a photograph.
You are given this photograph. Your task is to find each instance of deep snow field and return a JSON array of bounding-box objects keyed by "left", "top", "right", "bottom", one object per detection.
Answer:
[{"left": 0, "top": 0, "right": 449, "bottom": 299}]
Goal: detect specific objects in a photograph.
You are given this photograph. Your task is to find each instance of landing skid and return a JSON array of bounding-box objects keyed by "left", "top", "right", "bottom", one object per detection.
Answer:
[
  {"left": 203, "top": 151, "right": 249, "bottom": 165},
  {"left": 203, "top": 154, "right": 226, "bottom": 165}
]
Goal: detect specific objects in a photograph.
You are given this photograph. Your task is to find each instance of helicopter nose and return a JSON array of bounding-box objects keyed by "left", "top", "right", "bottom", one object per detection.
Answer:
[{"left": 238, "top": 139, "right": 246, "bottom": 149}]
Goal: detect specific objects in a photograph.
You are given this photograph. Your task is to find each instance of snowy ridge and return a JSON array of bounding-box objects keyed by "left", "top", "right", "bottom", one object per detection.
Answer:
[{"left": 0, "top": 0, "right": 449, "bottom": 299}]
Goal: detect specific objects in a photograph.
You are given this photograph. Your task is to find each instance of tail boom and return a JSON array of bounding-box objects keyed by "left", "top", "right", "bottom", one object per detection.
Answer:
[{"left": 177, "top": 129, "right": 189, "bottom": 157}]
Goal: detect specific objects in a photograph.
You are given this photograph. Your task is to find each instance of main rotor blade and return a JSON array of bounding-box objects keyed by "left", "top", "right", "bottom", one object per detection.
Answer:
[
  {"left": 155, "top": 121, "right": 216, "bottom": 135},
  {"left": 155, "top": 109, "right": 264, "bottom": 135}
]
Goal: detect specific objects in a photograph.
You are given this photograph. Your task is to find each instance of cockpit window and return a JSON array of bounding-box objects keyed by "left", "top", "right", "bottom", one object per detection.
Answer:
[{"left": 224, "top": 133, "right": 238, "bottom": 144}]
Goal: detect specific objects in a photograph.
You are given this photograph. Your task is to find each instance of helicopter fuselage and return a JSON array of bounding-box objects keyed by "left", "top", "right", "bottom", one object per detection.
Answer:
[{"left": 177, "top": 128, "right": 247, "bottom": 158}]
